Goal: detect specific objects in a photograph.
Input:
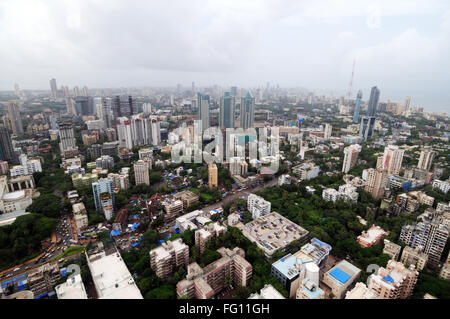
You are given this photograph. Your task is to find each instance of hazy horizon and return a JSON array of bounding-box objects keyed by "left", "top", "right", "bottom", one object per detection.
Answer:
[{"left": 1, "top": 0, "right": 450, "bottom": 113}]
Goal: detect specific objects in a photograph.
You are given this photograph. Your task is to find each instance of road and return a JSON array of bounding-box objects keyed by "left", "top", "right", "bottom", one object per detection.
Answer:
[
  {"left": 202, "top": 177, "right": 279, "bottom": 212},
  {"left": 0, "top": 213, "right": 77, "bottom": 280}
]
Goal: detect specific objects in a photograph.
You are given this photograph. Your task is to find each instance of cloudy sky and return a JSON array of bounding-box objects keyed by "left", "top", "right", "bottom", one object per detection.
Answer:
[{"left": 1, "top": 0, "right": 449, "bottom": 112}]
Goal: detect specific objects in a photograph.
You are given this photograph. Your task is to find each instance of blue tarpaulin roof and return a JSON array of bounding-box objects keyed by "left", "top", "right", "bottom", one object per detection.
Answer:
[
  {"left": 61, "top": 268, "right": 68, "bottom": 277},
  {"left": 383, "top": 275, "right": 394, "bottom": 283},
  {"left": 329, "top": 268, "right": 351, "bottom": 284},
  {"left": 131, "top": 223, "right": 140, "bottom": 231},
  {"left": 157, "top": 240, "right": 165, "bottom": 246},
  {"left": 111, "top": 230, "right": 121, "bottom": 236}
]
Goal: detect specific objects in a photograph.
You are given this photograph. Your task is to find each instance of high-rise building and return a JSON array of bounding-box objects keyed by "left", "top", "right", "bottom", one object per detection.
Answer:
[
  {"left": 220, "top": 92, "right": 235, "bottom": 129},
  {"left": 50, "top": 78, "right": 58, "bottom": 99},
  {"left": 58, "top": 122, "right": 77, "bottom": 153},
  {"left": 400, "top": 246, "right": 428, "bottom": 271},
  {"left": 197, "top": 93, "right": 210, "bottom": 131},
  {"left": 404, "top": 96, "right": 411, "bottom": 117},
  {"left": 7, "top": 100, "right": 24, "bottom": 136},
  {"left": 240, "top": 92, "right": 255, "bottom": 129},
  {"left": 380, "top": 145, "right": 404, "bottom": 175},
  {"left": 367, "top": 86, "right": 380, "bottom": 116},
  {"left": 417, "top": 146, "right": 436, "bottom": 172},
  {"left": 208, "top": 163, "right": 218, "bottom": 188},
  {"left": 353, "top": 90, "right": 363, "bottom": 123},
  {"left": 323, "top": 123, "right": 332, "bottom": 140},
  {"left": 112, "top": 95, "right": 135, "bottom": 119},
  {"left": 364, "top": 168, "right": 387, "bottom": 199},
  {"left": 74, "top": 96, "right": 90, "bottom": 116},
  {"left": 228, "top": 157, "right": 248, "bottom": 176},
  {"left": 399, "top": 209, "right": 449, "bottom": 267},
  {"left": 342, "top": 144, "right": 361, "bottom": 173},
  {"left": 116, "top": 117, "right": 133, "bottom": 149},
  {"left": 134, "top": 160, "right": 150, "bottom": 185},
  {"left": 359, "top": 116, "right": 376, "bottom": 141},
  {"left": 368, "top": 260, "right": 418, "bottom": 299},
  {"left": 0, "top": 124, "right": 18, "bottom": 164},
  {"left": 92, "top": 178, "right": 115, "bottom": 220}
]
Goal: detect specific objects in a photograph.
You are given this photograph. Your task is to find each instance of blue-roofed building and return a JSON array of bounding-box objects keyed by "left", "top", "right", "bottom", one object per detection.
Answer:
[
  {"left": 271, "top": 252, "right": 317, "bottom": 298},
  {"left": 367, "top": 260, "right": 419, "bottom": 299},
  {"left": 323, "top": 260, "right": 361, "bottom": 299}
]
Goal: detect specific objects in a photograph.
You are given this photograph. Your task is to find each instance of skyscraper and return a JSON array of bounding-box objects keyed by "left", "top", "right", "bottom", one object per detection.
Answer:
[
  {"left": 134, "top": 160, "right": 150, "bottom": 185},
  {"left": 417, "top": 146, "right": 436, "bottom": 172},
  {"left": 359, "top": 116, "right": 376, "bottom": 141},
  {"left": 367, "top": 86, "right": 380, "bottom": 117},
  {"left": 58, "top": 122, "right": 77, "bottom": 153},
  {"left": 404, "top": 96, "right": 411, "bottom": 117},
  {"left": 381, "top": 145, "right": 404, "bottom": 175},
  {"left": 364, "top": 168, "right": 387, "bottom": 199},
  {"left": 342, "top": 144, "right": 361, "bottom": 173},
  {"left": 323, "top": 123, "right": 332, "bottom": 140},
  {"left": 240, "top": 92, "right": 255, "bottom": 129},
  {"left": 353, "top": 90, "right": 363, "bottom": 123},
  {"left": 116, "top": 117, "right": 133, "bottom": 149},
  {"left": 112, "top": 96, "right": 135, "bottom": 120},
  {"left": 0, "top": 124, "right": 18, "bottom": 164},
  {"left": 74, "top": 96, "right": 90, "bottom": 116},
  {"left": 50, "top": 78, "right": 58, "bottom": 99},
  {"left": 197, "top": 93, "right": 210, "bottom": 131},
  {"left": 7, "top": 100, "right": 24, "bottom": 136},
  {"left": 101, "top": 97, "right": 111, "bottom": 128},
  {"left": 220, "top": 92, "right": 235, "bottom": 129},
  {"left": 92, "top": 178, "right": 115, "bottom": 220}
]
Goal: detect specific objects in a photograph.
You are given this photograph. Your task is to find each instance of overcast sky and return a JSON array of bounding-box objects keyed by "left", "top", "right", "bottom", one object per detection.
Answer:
[{"left": 1, "top": 0, "right": 449, "bottom": 112}]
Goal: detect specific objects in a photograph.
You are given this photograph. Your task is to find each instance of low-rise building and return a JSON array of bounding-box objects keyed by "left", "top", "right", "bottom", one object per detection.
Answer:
[
  {"left": 173, "top": 190, "right": 199, "bottom": 210},
  {"left": 241, "top": 212, "right": 309, "bottom": 258},
  {"left": 322, "top": 184, "right": 358, "bottom": 203},
  {"left": 322, "top": 260, "right": 361, "bottom": 299},
  {"left": 357, "top": 225, "right": 389, "bottom": 248},
  {"left": 345, "top": 282, "right": 380, "bottom": 299},
  {"left": 176, "top": 247, "right": 252, "bottom": 299},
  {"left": 27, "top": 262, "right": 61, "bottom": 298},
  {"left": 248, "top": 284, "right": 285, "bottom": 299},
  {"left": 55, "top": 274, "right": 88, "bottom": 299},
  {"left": 247, "top": 194, "right": 271, "bottom": 219},
  {"left": 432, "top": 179, "right": 450, "bottom": 194},
  {"left": 292, "top": 162, "right": 320, "bottom": 181},
  {"left": 86, "top": 243, "right": 143, "bottom": 299}
]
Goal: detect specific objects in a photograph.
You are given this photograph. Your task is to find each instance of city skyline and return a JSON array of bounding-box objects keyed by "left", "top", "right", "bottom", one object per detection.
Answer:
[{"left": 1, "top": 0, "right": 450, "bottom": 113}]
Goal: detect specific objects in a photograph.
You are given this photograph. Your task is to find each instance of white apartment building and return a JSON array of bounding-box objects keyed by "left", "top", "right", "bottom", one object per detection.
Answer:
[
  {"left": 55, "top": 274, "right": 88, "bottom": 299},
  {"left": 432, "top": 179, "right": 450, "bottom": 194},
  {"left": 247, "top": 194, "right": 272, "bottom": 219},
  {"left": 322, "top": 184, "right": 359, "bottom": 203}
]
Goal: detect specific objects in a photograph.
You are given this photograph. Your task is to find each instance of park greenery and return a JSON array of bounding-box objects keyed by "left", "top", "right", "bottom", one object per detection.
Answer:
[{"left": 0, "top": 214, "right": 58, "bottom": 270}]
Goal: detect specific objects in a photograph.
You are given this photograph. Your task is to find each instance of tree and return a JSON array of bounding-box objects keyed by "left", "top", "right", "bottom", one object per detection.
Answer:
[{"left": 27, "top": 194, "right": 62, "bottom": 218}]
